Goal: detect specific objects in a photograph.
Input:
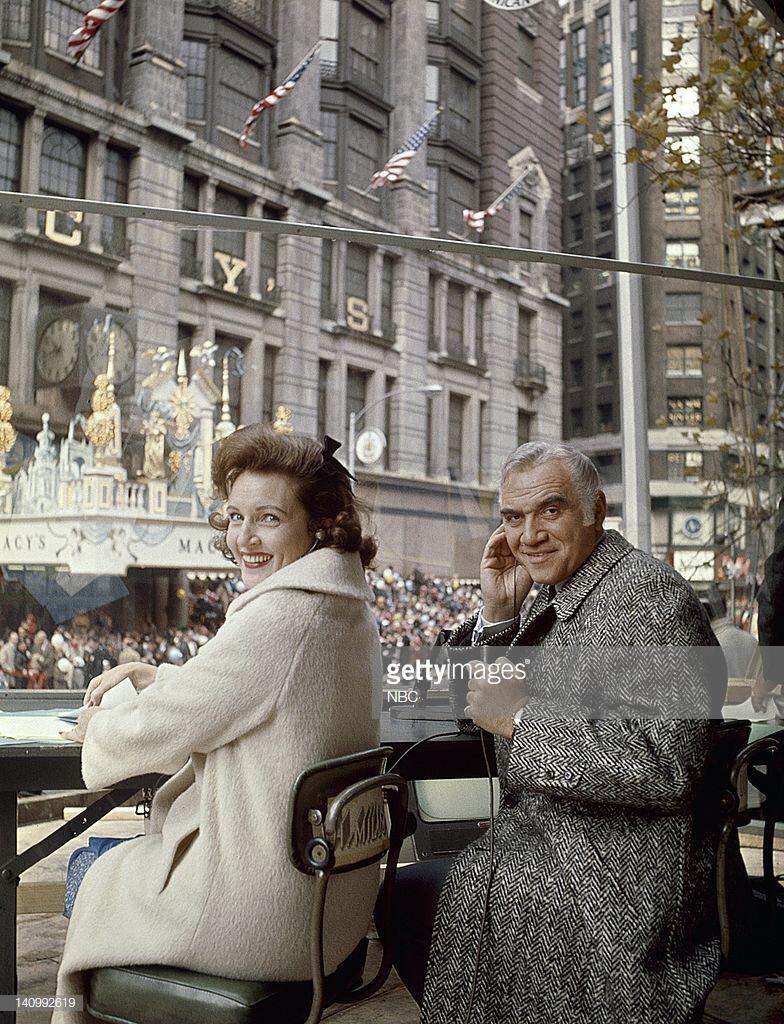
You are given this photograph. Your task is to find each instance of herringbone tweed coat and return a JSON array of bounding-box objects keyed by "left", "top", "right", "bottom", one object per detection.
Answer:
[{"left": 422, "top": 529, "right": 727, "bottom": 1024}]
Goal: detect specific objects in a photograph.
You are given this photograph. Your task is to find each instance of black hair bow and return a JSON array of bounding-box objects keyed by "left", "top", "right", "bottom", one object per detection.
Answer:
[{"left": 322, "top": 435, "right": 356, "bottom": 482}]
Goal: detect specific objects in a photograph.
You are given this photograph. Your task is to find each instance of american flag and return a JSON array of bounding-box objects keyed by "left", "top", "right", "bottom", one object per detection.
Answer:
[
  {"left": 369, "top": 107, "right": 443, "bottom": 190},
  {"left": 462, "top": 164, "right": 538, "bottom": 234},
  {"left": 66, "top": 0, "right": 126, "bottom": 64},
  {"left": 239, "top": 42, "right": 321, "bottom": 148}
]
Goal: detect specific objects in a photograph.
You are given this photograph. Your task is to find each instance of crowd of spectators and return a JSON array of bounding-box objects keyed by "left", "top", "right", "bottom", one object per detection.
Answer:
[{"left": 0, "top": 569, "right": 484, "bottom": 689}]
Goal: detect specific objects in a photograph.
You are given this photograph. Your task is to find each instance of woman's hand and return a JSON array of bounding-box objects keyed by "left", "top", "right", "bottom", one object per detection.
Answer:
[
  {"left": 480, "top": 525, "right": 533, "bottom": 622},
  {"left": 83, "top": 661, "right": 157, "bottom": 706},
  {"left": 60, "top": 705, "right": 105, "bottom": 744}
]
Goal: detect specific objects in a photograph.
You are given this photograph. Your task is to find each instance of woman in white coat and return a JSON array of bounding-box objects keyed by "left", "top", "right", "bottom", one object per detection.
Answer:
[{"left": 55, "top": 427, "right": 382, "bottom": 1024}]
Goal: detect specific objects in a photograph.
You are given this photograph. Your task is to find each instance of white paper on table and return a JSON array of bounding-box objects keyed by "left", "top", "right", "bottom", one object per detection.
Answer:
[
  {"left": 0, "top": 715, "right": 73, "bottom": 741},
  {"left": 722, "top": 695, "right": 784, "bottom": 723}
]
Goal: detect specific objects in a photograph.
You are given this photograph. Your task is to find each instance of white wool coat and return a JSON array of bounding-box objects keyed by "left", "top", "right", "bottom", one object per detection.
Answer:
[{"left": 53, "top": 548, "right": 382, "bottom": 1024}]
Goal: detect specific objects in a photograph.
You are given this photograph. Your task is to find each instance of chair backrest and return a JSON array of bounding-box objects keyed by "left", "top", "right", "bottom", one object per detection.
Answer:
[
  {"left": 715, "top": 725, "right": 784, "bottom": 966},
  {"left": 285, "top": 746, "right": 412, "bottom": 1024}
]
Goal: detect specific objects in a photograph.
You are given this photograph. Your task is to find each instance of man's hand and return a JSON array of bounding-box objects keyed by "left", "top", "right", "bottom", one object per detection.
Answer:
[
  {"left": 464, "top": 657, "right": 529, "bottom": 738},
  {"left": 60, "top": 705, "right": 105, "bottom": 745},
  {"left": 480, "top": 525, "right": 533, "bottom": 623}
]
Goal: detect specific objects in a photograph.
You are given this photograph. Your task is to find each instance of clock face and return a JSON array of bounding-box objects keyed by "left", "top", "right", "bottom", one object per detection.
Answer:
[
  {"left": 85, "top": 319, "right": 135, "bottom": 384},
  {"left": 36, "top": 318, "right": 80, "bottom": 385}
]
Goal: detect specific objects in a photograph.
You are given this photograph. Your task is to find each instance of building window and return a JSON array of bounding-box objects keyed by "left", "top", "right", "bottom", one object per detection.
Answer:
[
  {"left": 596, "top": 351, "right": 613, "bottom": 383},
  {"left": 384, "top": 373, "right": 395, "bottom": 469},
  {"left": 0, "top": 280, "right": 11, "bottom": 386},
  {"left": 213, "top": 188, "right": 247, "bottom": 294},
  {"left": 426, "top": 64, "right": 441, "bottom": 120},
  {"left": 427, "top": 0, "right": 441, "bottom": 29},
  {"left": 216, "top": 48, "right": 267, "bottom": 152},
  {"left": 595, "top": 452, "right": 621, "bottom": 485},
  {"left": 427, "top": 164, "right": 440, "bottom": 229},
  {"left": 428, "top": 276, "right": 439, "bottom": 351},
  {"left": 46, "top": 0, "right": 101, "bottom": 69},
  {"left": 517, "top": 409, "right": 532, "bottom": 447},
  {"left": 447, "top": 170, "right": 476, "bottom": 235},
  {"left": 320, "top": 0, "right": 340, "bottom": 76},
  {"left": 597, "top": 402, "right": 614, "bottom": 432},
  {"left": 346, "top": 117, "right": 382, "bottom": 192},
  {"left": 321, "top": 239, "right": 333, "bottom": 318},
  {"left": 182, "top": 39, "right": 208, "bottom": 122},
  {"left": 570, "top": 308, "right": 584, "bottom": 339},
  {"left": 662, "top": 17, "right": 699, "bottom": 78},
  {"left": 4, "top": 2, "right": 31, "bottom": 42},
  {"left": 475, "top": 293, "right": 485, "bottom": 363},
  {"left": 667, "top": 396, "right": 702, "bottom": 426},
  {"left": 426, "top": 391, "right": 436, "bottom": 475},
  {"left": 668, "top": 133, "right": 700, "bottom": 167},
  {"left": 571, "top": 25, "right": 587, "bottom": 106},
  {"left": 381, "top": 255, "right": 395, "bottom": 337},
  {"left": 102, "top": 145, "right": 130, "bottom": 257},
  {"left": 346, "top": 244, "right": 370, "bottom": 303},
  {"left": 0, "top": 106, "right": 23, "bottom": 227},
  {"left": 597, "top": 11, "right": 612, "bottom": 94},
  {"left": 349, "top": 2, "right": 383, "bottom": 90},
  {"left": 665, "top": 292, "right": 702, "bottom": 323},
  {"left": 180, "top": 174, "right": 200, "bottom": 279},
  {"left": 665, "top": 188, "right": 700, "bottom": 218},
  {"left": 629, "top": 0, "right": 638, "bottom": 71},
  {"left": 667, "top": 451, "right": 703, "bottom": 480},
  {"left": 446, "top": 282, "right": 465, "bottom": 358},
  {"left": 666, "top": 240, "right": 700, "bottom": 269},
  {"left": 596, "top": 152, "right": 613, "bottom": 185},
  {"left": 518, "top": 309, "right": 532, "bottom": 357},
  {"left": 567, "top": 165, "right": 585, "bottom": 196},
  {"left": 259, "top": 205, "right": 280, "bottom": 298},
  {"left": 449, "top": 0, "right": 476, "bottom": 40},
  {"left": 317, "top": 359, "right": 330, "bottom": 439},
  {"left": 519, "top": 207, "right": 533, "bottom": 249},
  {"left": 597, "top": 202, "right": 613, "bottom": 234},
  {"left": 571, "top": 406, "right": 584, "bottom": 435},
  {"left": 321, "top": 108, "right": 338, "bottom": 180},
  {"left": 41, "top": 123, "right": 86, "bottom": 197},
  {"left": 448, "top": 393, "right": 466, "bottom": 480},
  {"left": 569, "top": 358, "right": 583, "bottom": 387},
  {"left": 40, "top": 123, "right": 86, "bottom": 239},
  {"left": 666, "top": 344, "right": 702, "bottom": 377},
  {"left": 214, "top": 333, "right": 246, "bottom": 427},
  {"left": 262, "top": 346, "right": 276, "bottom": 423},
  {"left": 447, "top": 68, "right": 476, "bottom": 141},
  {"left": 518, "top": 27, "right": 535, "bottom": 87},
  {"left": 569, "top": 212, "right": 584, "bottom": 244},
  {"left": 346, "top": 366, "right": 369, "bottom": 436}
]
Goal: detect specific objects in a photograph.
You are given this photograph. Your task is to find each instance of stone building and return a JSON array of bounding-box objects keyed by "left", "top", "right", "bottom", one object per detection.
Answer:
[
  {"left": 560, "top": 0, "right": 784, "bottom": 600},
  {"left": 0, "top": 0, "right": 564, "bottom": 628}
]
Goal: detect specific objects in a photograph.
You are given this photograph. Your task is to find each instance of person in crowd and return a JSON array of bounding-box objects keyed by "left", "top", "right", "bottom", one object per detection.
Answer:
[
  {"left": 54, "top": 655, "right": 75, "bottom": 690},
  {"left": 380, "top": 441, "right": 727, "bottom": 1024},
  {"left": 0, "top": 631, "right": 18, "bottom": 688},
  {"left": 53, "top": 427, "right": 382, "bottom": 1024},
  {"left": 703, "top": 591, "right": 765, "bottom": 708},
  {"left": 117, "top": 636, "right": 140, "bottom": 666},
  {"left": 757, "top": 495, "right": 784, "bottom": 699},
  {"left": 31, "top": 629, "right": 55, "bottom": 686},
  {"left": 26, "top": 652, "right": 48, "bottom": 689},
  {"left": 12, "top": 637, "right": 30, "bottom": 688}
]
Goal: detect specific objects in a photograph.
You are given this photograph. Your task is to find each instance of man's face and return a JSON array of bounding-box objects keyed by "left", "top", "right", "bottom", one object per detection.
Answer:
[{"left": 499, "top": 460, "right": 606, "bottom": 585}]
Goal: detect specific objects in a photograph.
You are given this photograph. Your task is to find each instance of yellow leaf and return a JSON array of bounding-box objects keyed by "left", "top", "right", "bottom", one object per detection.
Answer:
[
  {"left": 662, "top": 55, "right": 681, "bottom": 73},
  {"left": 626, "top": 147, "right": 641, "bottom": 163},
  {"left": 592, "top": 131, "right": 607, "bottom": 147},
  {"left": 714, "top": 27, "right": 732, "bottom": 44},
  {"left": 710, "top": 58, "right": 731, "bottom": 75},
  {"left": 645, "top": 79, "right": 662, "bottom": 95},
  {"left": 576, "top": 112, "right": 589, "bottom": 126}
]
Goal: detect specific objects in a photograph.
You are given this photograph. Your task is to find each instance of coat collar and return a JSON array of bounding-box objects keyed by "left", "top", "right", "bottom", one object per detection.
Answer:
[
  {"left": 547, "top": 529, "right": 634, "bottom": 621},
  {"left": 225, "top": 548, "right": 372, "bottom": 618}
]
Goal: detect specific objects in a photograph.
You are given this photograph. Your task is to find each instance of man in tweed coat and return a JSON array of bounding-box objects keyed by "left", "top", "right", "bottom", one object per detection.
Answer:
[{"left": 383, "top": 442, "right": 727, "bottom": 1024}]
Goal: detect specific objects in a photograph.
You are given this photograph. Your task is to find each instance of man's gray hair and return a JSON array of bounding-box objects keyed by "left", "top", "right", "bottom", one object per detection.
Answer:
[{"left": 499, "top": 441, "right": 602, "bottom": 526}]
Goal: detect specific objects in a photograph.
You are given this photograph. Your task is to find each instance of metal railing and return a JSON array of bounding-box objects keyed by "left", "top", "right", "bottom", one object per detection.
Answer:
[{"left": 513, "top": 355, "right": 547, "bottom": 390}]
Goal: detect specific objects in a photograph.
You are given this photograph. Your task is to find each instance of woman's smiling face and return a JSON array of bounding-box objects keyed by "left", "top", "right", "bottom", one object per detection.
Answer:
[{"left": 225, "top": 471, "right": 314, "bottom": 588}]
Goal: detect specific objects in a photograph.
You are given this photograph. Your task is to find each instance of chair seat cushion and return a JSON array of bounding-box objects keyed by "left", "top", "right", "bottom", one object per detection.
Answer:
[{"left": 86, "top": 938, "right": 368, "bottom": 1024}]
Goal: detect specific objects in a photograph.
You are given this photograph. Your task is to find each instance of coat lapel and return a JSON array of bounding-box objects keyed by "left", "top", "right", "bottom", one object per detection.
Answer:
[{"left": 511, "top": 530, "right": 633, "bottom": 644}]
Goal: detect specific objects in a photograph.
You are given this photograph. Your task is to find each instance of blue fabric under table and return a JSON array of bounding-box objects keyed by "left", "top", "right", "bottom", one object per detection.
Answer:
[{"left": 64, "top": 835, "right": 142, "bottom": 918}]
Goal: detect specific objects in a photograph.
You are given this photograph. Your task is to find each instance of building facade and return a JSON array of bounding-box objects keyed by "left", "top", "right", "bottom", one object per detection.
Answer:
[
  {"left": 0, "top": 0, "right": 564, "bottom": 629},
  {"left": 560, "top": 0, "right": 784, "bottom": 602}
]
